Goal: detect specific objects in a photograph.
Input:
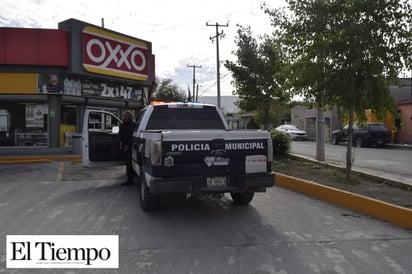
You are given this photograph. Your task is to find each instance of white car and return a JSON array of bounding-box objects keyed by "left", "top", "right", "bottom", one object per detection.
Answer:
[{"left": 275, "top": 125, "right": 308, "bottom": 140}]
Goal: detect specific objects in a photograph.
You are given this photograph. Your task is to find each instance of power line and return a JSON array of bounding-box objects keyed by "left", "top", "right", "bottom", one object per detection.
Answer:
[
  {"left": 206, "top": 22, "right": 228, "bottom": 108},
  {"left": 198, "top": 72, "right": 231, "bottom": 97}
]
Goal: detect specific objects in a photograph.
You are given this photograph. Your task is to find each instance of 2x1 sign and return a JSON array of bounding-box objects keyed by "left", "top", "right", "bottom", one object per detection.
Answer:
[
  {"left": 6, "top": 235, "right": 119, "bottom": 269},
  {"left": 82, "top": 26, "right": 149, "bottom": 81}
]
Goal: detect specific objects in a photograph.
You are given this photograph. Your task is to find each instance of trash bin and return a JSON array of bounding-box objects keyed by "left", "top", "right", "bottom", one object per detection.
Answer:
[{"left": 72, "top": 133, "right": 82, "bottom": 154}]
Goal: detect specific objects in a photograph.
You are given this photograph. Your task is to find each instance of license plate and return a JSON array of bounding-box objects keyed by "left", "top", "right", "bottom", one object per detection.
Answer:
[{"left": 206, "top": 177, "right": 227, "bottom": 188}]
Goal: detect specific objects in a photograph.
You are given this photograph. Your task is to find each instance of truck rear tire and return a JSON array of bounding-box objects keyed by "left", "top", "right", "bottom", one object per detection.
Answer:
[
  {"left": 140, "top": 171, "right": 160, "bottom": 211},
  {"left": 230, "top": 192, "right": 254, "bottom": 205}
]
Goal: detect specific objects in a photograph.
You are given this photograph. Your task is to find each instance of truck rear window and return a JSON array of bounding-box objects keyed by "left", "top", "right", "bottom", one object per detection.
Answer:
[{"left": 146, "top": 107, "right": 225, "bottom": 130}]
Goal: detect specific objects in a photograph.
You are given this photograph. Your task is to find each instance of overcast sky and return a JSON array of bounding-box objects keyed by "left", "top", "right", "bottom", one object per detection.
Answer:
[{"left": 1, "top": 0, "right": 285, "bottom": 100}]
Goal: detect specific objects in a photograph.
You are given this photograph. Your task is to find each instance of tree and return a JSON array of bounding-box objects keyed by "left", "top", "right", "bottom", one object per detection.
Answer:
[
  {"left": 151, "top": 78, "right": 186, "bottom": 102},
  {"left": 224, "top": 25, "right": 289, "bottom": 129},
  {"left": 266, "top": 0, "right": 412, "bottom": 181}
]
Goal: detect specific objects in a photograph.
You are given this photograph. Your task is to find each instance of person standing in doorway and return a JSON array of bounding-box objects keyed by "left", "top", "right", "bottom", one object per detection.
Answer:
[{"left": 119, "top": 110, "right": 136, "bottom": 186}]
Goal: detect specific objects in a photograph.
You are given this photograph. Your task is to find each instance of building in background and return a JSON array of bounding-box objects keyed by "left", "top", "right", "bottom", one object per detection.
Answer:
[
  {"left": 291, "top": 105, "right": 340, "bottom": 141},
  {"left": 290, "top": 78, "right": 412, "bottom": 144},
  {"left": 0, "top": 19, "right": 155, "bottom": 148},
  {"left": 198, "top": 96, "right": 239, "bottom": 114},
  {"left": 390, "top": 78, "right": 412, "bottom": 144}
]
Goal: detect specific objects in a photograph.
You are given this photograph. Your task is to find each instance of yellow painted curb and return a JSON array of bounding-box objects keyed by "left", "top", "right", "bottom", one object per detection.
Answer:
[
  {"left": 0, "top": 155, "right": 82, "bottom": 164},
  {"left": 275, "top": 172, "right": 412, "bottom": 231},
  {"left": 0, "top": 159, "right": 52, "bottom": 164},
  {"left": 71, "top": 159, "right": 83, "bottom": 164}
]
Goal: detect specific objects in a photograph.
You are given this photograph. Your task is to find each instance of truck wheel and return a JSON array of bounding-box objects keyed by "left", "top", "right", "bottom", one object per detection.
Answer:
[
  {"left": 140, "top": 172, "right": 160, "bottom": 211},
  {"left": 230, "top": 192, "right": 254, "bottom": 205}
]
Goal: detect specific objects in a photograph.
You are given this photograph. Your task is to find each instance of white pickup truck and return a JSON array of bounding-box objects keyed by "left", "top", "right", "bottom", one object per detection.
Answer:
[{"left": 82, "top": 103, "right": 274, "bottom": 211}]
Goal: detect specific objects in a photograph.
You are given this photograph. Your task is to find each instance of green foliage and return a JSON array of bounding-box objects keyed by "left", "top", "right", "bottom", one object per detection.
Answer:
[
  {"left": 265, "top": 0, "right": 412, "bottom": 181},
  {"left": 265, "top": 0, "right": 411, "bottom": 113},
  {"left": 224, "top": 25, "right": 290, "bottom": 129},
  {"left": 246, "top": 118, "right": 260, "bottom": 129},
  {"left": 271, "top": 129, "right": 290, "bottom": 159},
  {"left": 152, "top": 78, "right": 186, "bottom": 102}
]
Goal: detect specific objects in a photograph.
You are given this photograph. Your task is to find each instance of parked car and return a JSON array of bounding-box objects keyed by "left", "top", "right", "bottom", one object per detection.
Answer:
[
  {"left": 275, "top": 125, "right": 308, "bottom": 140},
  {"left": 332, "top": 122, "right": 392, "bottom": 147}
]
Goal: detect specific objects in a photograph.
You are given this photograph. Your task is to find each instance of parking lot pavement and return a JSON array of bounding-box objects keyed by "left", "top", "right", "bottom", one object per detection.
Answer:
[{"left": 1, "top": 161, "right": 412, "bottom": 273}]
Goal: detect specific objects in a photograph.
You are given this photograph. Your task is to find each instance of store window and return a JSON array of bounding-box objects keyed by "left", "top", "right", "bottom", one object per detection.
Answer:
[
  {"left": 88, "top": 111, "right": 121, "bottom": 131},
  {"left": 60, "top": 104, "right": 78, "bottom": 146},
  {"left": 0, "top": 103, "right": 49, "bottom": 146}
]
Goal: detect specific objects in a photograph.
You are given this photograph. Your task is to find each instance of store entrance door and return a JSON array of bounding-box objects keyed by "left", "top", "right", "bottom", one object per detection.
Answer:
[{"left": 60, "top": 104, "right": 78, "bottom": 146}]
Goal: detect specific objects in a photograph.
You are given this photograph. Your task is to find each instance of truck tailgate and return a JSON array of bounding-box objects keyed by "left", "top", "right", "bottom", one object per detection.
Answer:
[{"left": 149, "top": 130, "right": 272, "bottom": 177}]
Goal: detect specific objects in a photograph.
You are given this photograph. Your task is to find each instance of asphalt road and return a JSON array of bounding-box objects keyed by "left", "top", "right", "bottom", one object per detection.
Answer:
[
  {"left": 1, "top": 161, "right": 412, "bottom": 273},
  {"left": 290, "top": 141, "right": 412, "bottom": 185}
]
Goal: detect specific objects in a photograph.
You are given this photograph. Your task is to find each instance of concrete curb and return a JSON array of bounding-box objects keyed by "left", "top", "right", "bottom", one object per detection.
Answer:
[
  {"left": 0, "top": 155, "right": 82, "bottom": 164},
  {"left": 274, "top": 172, "right": 412, "bottom": 231},
  {"left": 387, "top": 143, "right": 412, "bottom": 150}
]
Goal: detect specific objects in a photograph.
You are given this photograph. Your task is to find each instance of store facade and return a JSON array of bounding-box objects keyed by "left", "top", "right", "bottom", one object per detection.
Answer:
[{"left": 0, "top": 19, "right": 155, "bottom": 148}]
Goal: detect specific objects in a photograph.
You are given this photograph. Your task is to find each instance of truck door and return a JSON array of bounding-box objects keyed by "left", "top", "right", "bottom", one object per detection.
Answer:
[{"left": 82, "top": 109, "right": 124, "bottom": 166}]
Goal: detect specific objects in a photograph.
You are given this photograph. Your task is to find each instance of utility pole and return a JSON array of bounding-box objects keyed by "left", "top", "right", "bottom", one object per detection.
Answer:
[
  {"left": 206, "top": 22, "right": 228, "bottom": 108},
  {"left": 187, "top": 64, "right": 201, "bottom": 102}
]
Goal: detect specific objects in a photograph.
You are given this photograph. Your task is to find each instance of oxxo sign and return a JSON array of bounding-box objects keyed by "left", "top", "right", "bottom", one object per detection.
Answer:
[{"left": 82, "top": 26, "right": 149, "bottom": 81}]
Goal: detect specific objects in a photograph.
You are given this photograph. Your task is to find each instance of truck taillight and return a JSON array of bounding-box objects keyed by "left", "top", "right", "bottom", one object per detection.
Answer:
[{"left": 150, "top": 141, "right": 162, "bottom": 166}]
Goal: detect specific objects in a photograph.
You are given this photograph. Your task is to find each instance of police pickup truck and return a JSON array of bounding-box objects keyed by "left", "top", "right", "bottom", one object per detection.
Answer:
[{"left": 82, "top": 103, "right": 274, "bottom": 211}]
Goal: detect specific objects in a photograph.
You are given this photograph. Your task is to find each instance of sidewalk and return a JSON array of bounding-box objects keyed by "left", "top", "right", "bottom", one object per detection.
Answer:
[
  {"left": 387, "top": 143, "right": 412, "bottom": 150},
  {"left": 305, "top": 138, "right": 412, "bottom": 150}
]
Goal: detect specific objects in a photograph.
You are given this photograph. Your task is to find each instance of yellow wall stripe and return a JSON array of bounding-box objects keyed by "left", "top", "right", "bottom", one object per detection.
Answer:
[{"left": 0, "top": 73, "right": 37, "bottom": 94}]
